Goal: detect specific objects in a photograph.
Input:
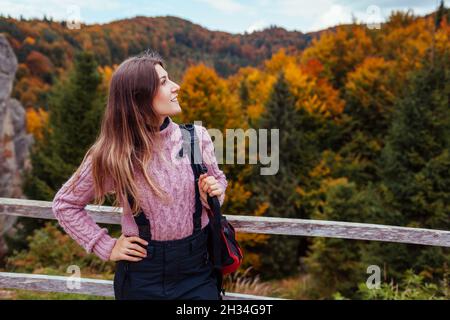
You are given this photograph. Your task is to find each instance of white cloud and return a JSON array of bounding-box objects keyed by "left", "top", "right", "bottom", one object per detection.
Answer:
[
  {"left": 255, "top": 0, "right": 271, "bottom": 6},
  {"left": 273, "top": 0, "right": 388, "bottom": 32},
  {"left": 270, "top": 0, "right": 355, "bottom": 31},
  {"left": 276, "top": 0, "right": 336, "bottom": 18},
  {"left": 246, "top": 20, "right": 267, "bottom": 33},
  {"left": 0, "top": 0, "right": 124, "bottom": 21},
  {"left": 196, "top": 0, "right": 248, "bottom": 14},
  {"left": 1, "top": 0, "right": 447, "bottom": 33},
  {"left": 310, "top": 4, "right": 353, "bottom": 30}
]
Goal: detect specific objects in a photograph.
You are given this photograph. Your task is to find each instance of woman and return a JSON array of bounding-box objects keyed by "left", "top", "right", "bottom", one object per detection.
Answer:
[{"left": 51, "top": 51, "right": 227, "bottom": 300}]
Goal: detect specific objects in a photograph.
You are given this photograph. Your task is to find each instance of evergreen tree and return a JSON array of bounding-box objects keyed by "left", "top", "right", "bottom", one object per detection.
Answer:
[
  {"left": 380, "top": 53, "right": 450, "bottom": 227},
  {"left": 49, "top": 52, "right": 104, "bottom": 163},
  {"left": 26, "top": 51, "right": 105, "bottom": 199},
  {"left": 375, "top": 51, "right": 450, "bottom": 282},
  {"left": 339, "top": 58, "right": 398, "bottom": 185},
  {"left": 435, "top": 0, "right": 449, "bottom": 29},
  {"left": 249, "top": 72, "right": 321, "bottom": 279},
  {"left": 304, "top": 181, "right": 388, "bottom": 298},
  {"left": 306, "top": 49, "right": 450, "bottom": 299},
  {"left": 8, "top": 52, "right": 105, "bottom": 251}
]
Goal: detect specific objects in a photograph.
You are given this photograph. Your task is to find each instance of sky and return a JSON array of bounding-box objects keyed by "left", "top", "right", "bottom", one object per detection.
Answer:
[{"left": 0, "top": 0, "right": 447, "bottom": 34}]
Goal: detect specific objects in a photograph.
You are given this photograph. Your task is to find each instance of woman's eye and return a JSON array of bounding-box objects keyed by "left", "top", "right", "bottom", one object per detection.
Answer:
[{"left": 161, "top": 80, "right": 166, "bottom": 85}]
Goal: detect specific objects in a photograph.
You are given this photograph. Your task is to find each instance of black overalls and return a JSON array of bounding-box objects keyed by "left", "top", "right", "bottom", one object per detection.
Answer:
[
  {"left": 113, "top": 123, "right": 221, "bottom": 300},
  {"left": 113, "top": 214, "right": 220, "bottom": 300}
]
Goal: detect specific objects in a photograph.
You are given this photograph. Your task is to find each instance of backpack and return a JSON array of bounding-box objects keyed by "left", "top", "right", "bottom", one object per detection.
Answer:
[{"left": 178, "top": 123, "right": 244, "bottom": 297}]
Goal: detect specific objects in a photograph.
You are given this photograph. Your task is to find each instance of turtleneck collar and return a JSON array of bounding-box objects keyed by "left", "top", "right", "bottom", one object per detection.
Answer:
[
  {"left": 159, "top": 116, "right": 170, "bottom": 131},
  {"left": 158, "top": 116, "right": 176, "bottom": 138}
]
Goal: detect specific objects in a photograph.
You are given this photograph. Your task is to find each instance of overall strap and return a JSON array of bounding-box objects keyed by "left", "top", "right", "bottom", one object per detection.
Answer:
[
  {"left": 127, "top": 192, "right": 151, "bottom": 239},
  {"left": 179, "top": 124, "right": 203, "bottom": 235}
]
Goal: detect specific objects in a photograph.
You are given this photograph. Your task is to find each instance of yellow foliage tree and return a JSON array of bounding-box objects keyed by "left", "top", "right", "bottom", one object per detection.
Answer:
[
  {"left": 345, "top": 57, "right": 397, "bottom": 115},
  {"left": 26, "top": 108, "right": 49, "bottom": 141},
  {"left": 13, "top": 76, "right": 50, "bottom": 108},
  {"left": 260, "top": 48, "right": 345, "bottom": 118},
  {"left": 23, "top": 36, "right": 35, "bottom": 45},
  {"left": 178, "top": 63, "right": 241, "bottom": 130},
  {"left": 300, "top": 26, "right": 375, "bottom": 88},
  {"left": 227, "top": 66, "right": 276, "bottom": 125},
  {"left": 97, "top": 64, "right": 117, "bottom": 92},
  {"left": 381, "top": 16, "right": 434, "bottom": 78}
]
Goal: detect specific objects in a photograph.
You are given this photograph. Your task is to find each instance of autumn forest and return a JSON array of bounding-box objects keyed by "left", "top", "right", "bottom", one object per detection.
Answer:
[{"left": 0, "top": 3, "right": 449, "bottom": 299}]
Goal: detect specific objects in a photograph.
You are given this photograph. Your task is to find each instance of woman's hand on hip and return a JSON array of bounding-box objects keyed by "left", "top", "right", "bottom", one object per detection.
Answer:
[
  {"left": 109, "top": 234, "right": 148, "bottom": 262},
  {"left": 198, "top": 173, "right": 224, "bottom": 203}
]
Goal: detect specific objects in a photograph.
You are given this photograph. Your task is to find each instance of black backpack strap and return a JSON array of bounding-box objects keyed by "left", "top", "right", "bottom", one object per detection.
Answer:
[
  {"left": 179, "top": 123, "right": 225, "bottom": 298},
  {"left": 178, "top": 123, "right": 202, "bottom": 235},
  {"left": 206, "top": 183, "right": 225, "bottom": 297}
]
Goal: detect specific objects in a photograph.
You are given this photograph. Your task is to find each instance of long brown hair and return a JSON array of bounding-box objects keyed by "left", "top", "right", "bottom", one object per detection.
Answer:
[{"left": 67, "top": 51, "right": 171, "bottom": 216}]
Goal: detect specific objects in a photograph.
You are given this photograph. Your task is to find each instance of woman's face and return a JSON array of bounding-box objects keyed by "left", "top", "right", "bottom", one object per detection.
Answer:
[{"left": 152, "top": 64, "right": 181, "bottom": 123}]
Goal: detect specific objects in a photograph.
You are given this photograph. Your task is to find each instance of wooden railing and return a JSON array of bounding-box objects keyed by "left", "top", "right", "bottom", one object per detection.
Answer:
[{"left": 0, "top": 197, "right": 449, "bottom": 300}]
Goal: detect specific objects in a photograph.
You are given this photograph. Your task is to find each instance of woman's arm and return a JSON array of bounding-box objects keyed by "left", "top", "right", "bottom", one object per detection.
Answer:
[
  {"left": 197, "top": 125, "right": 228, "bottom": 209},
  {"left": 51, "top": 156, "right": 117, "bottom": 261}
]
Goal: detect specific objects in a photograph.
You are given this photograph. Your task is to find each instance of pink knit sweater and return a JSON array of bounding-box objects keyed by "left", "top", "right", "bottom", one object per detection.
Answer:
[{"left": 51, "top": 117, "right": 227, "bottom": 262}]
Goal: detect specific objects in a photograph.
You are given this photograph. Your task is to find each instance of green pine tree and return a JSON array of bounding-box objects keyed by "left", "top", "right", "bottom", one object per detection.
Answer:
[
  {"left": 49, "top": 51, "right": 105, "bottom": 163},
  {"left": 24, "top": 51, "right": 105, "bottom": 201},
  {"left": 380, "top": 52, "right": 450, "bottom": 228},
  {"left": 435, "top": 0, "right": 449, "bottom": 29},
  {"left": 248, "top": 72, "right": 322, "bottom": 279},
  {"left": 304, "top": 181, "right": 392, "bottom": 298},
  {"left": 374, "top": 51, "right": 450, "bottom": 283},
  {"left": 305, "top": 50, "right": 450, "bottom": 299},
  {"left": 8, "top": 52, "right": 106, "bottom": 252}
]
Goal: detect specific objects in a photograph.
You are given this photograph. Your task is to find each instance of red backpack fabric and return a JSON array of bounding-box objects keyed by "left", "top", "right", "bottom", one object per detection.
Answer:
[{"left": 203, "top": 196, "right": 243, "bottom": 275}]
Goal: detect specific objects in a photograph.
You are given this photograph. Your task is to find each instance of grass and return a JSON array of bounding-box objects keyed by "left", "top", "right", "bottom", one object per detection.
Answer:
[
  {"left": 224, "top": 267, "right": 314, "bottom": 299},
  {"left": 0, "top": 288, "right": 113, "bottom": 300}
]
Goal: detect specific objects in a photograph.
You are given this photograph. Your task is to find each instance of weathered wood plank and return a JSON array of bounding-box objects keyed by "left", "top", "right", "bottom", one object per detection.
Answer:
[
  {"left": 0, "top": 197, "right": 449, "bottom": 247},
  {"left": 0, "top": 197, "right": 122, "bottom": 224},
  {"left": 0, "top": 272, "right": 113, "bottom": 297},
  {"left": 232, "top": 216, "right": 450, "bottom": 247},
  {"left": 0, "top": 272, "right": 284, "bottom": 300}
]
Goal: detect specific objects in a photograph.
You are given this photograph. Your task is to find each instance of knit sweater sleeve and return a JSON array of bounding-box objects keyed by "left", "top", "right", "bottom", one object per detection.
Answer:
[
  {"left": 198, "top": 125, "right": 228, "bottom": 209},
  {"left": 51, "top": 156, "right": 117, "bottom": 261}
]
